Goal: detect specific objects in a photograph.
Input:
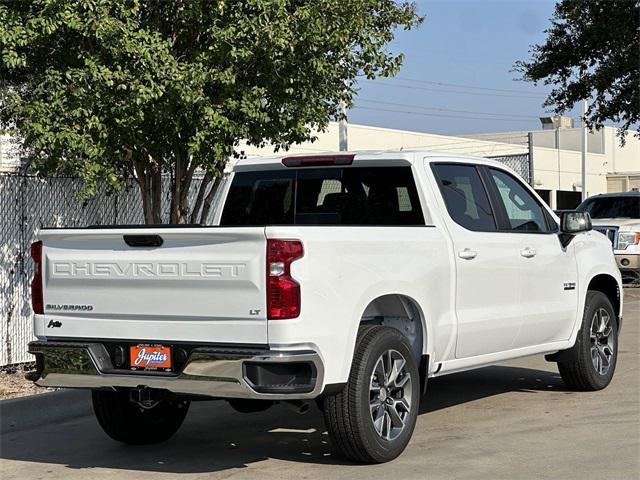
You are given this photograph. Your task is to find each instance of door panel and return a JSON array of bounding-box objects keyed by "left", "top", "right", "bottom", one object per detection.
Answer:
[
  {"left": 515, "top": 236, "right": 578, "bottom": 346},
  {"left": 453, "top": 232, "right": 522, "bottom": 357},
  {"left": 483, "top": 167, "right": 578, "bottom": 347}
]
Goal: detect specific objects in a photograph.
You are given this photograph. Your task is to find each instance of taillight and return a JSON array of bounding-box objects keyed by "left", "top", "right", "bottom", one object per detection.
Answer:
[
  {"left": 267, "top": 239, "right": 304, "bottom": 319},
  {"left": 30, "top": 241, "right": 44, "bottom": 314}
]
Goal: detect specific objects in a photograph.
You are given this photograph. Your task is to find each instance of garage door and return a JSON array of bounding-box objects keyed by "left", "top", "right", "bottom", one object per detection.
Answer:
[{"left": 607, "top": 177, "right": 627, "bottom": 192}]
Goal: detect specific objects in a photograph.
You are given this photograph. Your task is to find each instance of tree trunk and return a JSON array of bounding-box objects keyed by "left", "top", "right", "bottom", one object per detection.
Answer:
[
  {"left": 134, "top": 158, "right": 152, "bottom": 224},
  {"left": 133, "top": 151, "right": 225, "bottom": 225},
  {"left": 180, "top": 160, "right": 197, "bottom": 220},
  {"left": 170, "top": 149, "right": 196, "bottom": 224},
  {"left": 150, "top": 164, "right": 162, "bottom": 224},
  {"left": 197, "top": 176, "right": 222, "bottom": 225},
  {"left": 198, "top": 159, "right": 227, "bottom": 225},
  {"left": 170, "top": 151, "right": 182, "bottom": 224},
  {"left": 190, "top": 171, "right": 213, "bottom": 224},
  {"left": 134, "top": 154, "right": 163, "bottom": 224}
]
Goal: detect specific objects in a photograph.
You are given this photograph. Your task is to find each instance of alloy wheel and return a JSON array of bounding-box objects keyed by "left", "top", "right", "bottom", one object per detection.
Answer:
[
  {"left": 369, "top": 349, "right": 413, "bottom": 441},
  {"left": 590, "top": 307, "right": 615, "bottom": 376}
]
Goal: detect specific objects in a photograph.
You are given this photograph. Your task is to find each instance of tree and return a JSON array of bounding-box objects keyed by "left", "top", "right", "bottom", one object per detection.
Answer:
[
  {"left": 0, "top": 0, "right": 422, "bottom": 224},
  {"left": 516, "top": 0, "right": 639, "bottom": 142}
]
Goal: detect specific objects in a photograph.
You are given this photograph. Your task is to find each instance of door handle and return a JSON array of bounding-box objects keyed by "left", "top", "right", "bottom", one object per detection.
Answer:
[
  {"left": 458, "top": 248, "right": 477, "bottom": 260},
  {"left": 520, "top": 247, "right": 536, "bottom": 258}
]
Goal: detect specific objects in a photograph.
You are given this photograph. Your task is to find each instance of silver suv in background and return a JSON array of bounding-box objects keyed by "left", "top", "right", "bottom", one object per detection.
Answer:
[{"left": 577, "top": 192, "right": 640, "bottom": 284}]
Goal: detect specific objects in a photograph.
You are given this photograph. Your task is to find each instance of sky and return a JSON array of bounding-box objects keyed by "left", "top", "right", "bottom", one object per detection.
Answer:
[{"left": 349, "top": 0, "right": 581, "bottom": 136}]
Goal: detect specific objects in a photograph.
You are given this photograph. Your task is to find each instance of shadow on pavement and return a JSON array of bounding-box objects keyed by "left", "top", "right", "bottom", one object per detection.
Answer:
[
  {"left": 420, "top": 364, "right": 567, "bottom": 414},
  {"left": 0, "top": 364, "right": 567, "bottom": 473}
]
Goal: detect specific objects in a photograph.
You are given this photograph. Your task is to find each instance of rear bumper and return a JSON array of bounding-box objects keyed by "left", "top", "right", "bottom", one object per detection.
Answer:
[{"left": 28, "top": 341, "right": 324, "bottom": 400}]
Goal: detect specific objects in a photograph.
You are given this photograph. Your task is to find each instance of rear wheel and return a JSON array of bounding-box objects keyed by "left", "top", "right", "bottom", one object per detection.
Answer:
[
  {"left": 92, "top": 390, "right": 189, "bottom": 444},
  {"left": 557, "top": 291, "right": 618, "bottom": 391},
  {"left": 322, "top": 325, "right": 419, "bottom": 463}
]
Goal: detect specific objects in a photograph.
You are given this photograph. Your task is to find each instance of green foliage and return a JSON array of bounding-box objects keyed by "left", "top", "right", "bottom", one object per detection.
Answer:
[
  {"left": 516, "top": 0, "right": 639, "bottom": 142},
  {"left": 0, "top": 0, "right": 422, "bottom": 222}
]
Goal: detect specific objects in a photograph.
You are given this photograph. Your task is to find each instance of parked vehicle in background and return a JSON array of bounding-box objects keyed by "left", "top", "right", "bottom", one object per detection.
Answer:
[
  {"left": 27, "top": 151, "right": 623, "bottom": 463},
  {"left": 578, "top": 192, "right": 640, "bottom": 285}
]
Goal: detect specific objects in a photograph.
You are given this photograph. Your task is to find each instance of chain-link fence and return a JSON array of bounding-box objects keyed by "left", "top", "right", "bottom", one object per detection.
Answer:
[{"left": 0, "top": 174, "right": 210, "bottom": 369}]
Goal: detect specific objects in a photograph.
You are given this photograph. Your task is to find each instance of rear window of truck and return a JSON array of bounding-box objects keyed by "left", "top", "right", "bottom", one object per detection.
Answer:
[{"left": 220, "top": 166, "right": 424, "bottom": 226}]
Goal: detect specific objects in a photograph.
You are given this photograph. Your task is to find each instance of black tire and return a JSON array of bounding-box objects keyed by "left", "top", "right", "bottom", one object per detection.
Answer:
[
  {"left": 557, "top": 291, "right": 618, "bottom": 391},
  {"left": 92, "top": 390, "right": 190, "bottom": 445},
  {"left": 322, "top": 325, "right": 420, "bottom": 463}
]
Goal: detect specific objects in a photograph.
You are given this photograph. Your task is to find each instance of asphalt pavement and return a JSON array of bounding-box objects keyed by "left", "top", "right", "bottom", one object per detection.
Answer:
[{"left": 1, "top": 289, "right": 638, "bottom": 480}]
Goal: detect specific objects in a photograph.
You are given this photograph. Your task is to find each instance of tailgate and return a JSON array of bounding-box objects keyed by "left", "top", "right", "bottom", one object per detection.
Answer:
[{"left": 38, "top": 227, "right": 268, "bottom": 344}]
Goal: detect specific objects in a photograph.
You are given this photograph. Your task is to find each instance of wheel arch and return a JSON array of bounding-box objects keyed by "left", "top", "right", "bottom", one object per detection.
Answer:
[
  {"left": 360, "top": 294, "right": 428, "bottom": 358},
  {"left": 587, "top": 273, "right": 622, "bottom": 327}
]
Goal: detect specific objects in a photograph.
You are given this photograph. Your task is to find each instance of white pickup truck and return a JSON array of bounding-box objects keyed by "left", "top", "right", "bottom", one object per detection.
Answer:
[
  {"left": 28, "top": 151, "right": 623, "bottom": 463},
  {"left": 577, "top": 192, "right": 640, "bottom": 285}
]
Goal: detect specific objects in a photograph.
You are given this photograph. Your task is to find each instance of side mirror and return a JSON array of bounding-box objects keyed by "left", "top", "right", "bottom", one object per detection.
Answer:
[
  {"left": 560, "top": 211, "right": 592, "bottom": 234},
  {"left": 555, "top": 210, "right": 591, "bottom": 248}
]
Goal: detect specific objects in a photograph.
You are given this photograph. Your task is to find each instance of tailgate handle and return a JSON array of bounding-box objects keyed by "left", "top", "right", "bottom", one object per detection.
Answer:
[{"left": 123, "top": 234, "right": 163, "bottom": 248}]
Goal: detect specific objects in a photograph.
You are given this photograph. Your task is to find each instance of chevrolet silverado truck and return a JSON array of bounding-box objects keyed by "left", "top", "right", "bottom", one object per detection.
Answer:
[
  {"left": 27, "top": 151, "right": 623, "bottom": 463},
  {"left": 577, "top": 192, "right": 640, "bottom": 285}
]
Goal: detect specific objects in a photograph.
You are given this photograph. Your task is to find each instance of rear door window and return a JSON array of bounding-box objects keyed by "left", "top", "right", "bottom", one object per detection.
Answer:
[
  {"left": 220, "top": 170, "right": 295, "bottom": 225},
  {"left": 220, "top": 166, "right": 424, "bottom": 226}
]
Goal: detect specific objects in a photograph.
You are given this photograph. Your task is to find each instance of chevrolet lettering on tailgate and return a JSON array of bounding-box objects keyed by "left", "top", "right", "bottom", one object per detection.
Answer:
[{"left": 51, "top": 261, "right": 246, "bottom": 278}]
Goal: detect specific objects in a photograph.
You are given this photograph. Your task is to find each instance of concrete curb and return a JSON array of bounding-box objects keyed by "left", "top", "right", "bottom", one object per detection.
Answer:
[{"left": 0, "top": 389, "right": 92, "bottom": 434}]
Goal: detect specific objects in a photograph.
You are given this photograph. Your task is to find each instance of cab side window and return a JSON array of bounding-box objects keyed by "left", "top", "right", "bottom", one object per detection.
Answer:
[
  {"left": 488, "top": 168, "right": 550, "bottom": 232},
  {"left": 432, "top": 164, "right": 496, "bottom": 231}
]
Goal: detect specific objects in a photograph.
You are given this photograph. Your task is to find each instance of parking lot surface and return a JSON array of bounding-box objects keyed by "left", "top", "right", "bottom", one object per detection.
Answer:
[{"left": 1, "top": 289, "right": 638, "bottom": 480}]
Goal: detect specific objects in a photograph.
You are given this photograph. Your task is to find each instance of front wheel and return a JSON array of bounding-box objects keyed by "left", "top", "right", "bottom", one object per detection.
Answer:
[
  {"left": 557, "top": 291, "right": 618, "bottom": 391},
  {"left": 322, "top": 325, "right": 420, "bottom": 463},
  {"left": 92, "top": 390, "right": 190, "bottom": 444}
]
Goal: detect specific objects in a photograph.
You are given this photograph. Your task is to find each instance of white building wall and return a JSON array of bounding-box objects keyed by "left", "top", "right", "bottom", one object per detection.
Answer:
[
  {"left": 463, "top": 128, "right": 606, "bottom": 154},
  {"left": 531, "top": 147, "right": 609, "bottom": 196},
  {"left": 347, "top": 124, "right": 528, "bottom": 156},
  {"left": 0, "top": 135, "right": 21, "bottom": 173},
  {"left": 239, "top": 122, "right": 527, "bottom": 158},
  {"left": 603, "top": 127, "right": 640, "bottom": 174}
]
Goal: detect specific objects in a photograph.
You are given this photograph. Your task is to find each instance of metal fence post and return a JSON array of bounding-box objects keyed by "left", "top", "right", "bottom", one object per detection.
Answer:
[{"left": 528, "top": 132, "right": 535, "bottom": 187}]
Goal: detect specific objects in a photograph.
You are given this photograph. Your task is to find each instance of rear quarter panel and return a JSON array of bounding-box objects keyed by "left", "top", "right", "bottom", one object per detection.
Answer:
[{"left": 265, "top": 225, "right": 452, "bottom": 385}]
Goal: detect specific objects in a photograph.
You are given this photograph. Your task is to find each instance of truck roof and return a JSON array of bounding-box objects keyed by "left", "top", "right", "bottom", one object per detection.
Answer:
[
  {"left": 583, "top": 191, "right": 640, "bottom": 199},
  {"left": 231, "top": 150, "right": 513, "bottom": 172}
]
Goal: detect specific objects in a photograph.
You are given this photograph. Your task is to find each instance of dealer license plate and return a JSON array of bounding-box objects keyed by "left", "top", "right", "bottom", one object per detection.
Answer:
[{"left": 129, "top": 344, "right": 172, "bottom": 372}]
